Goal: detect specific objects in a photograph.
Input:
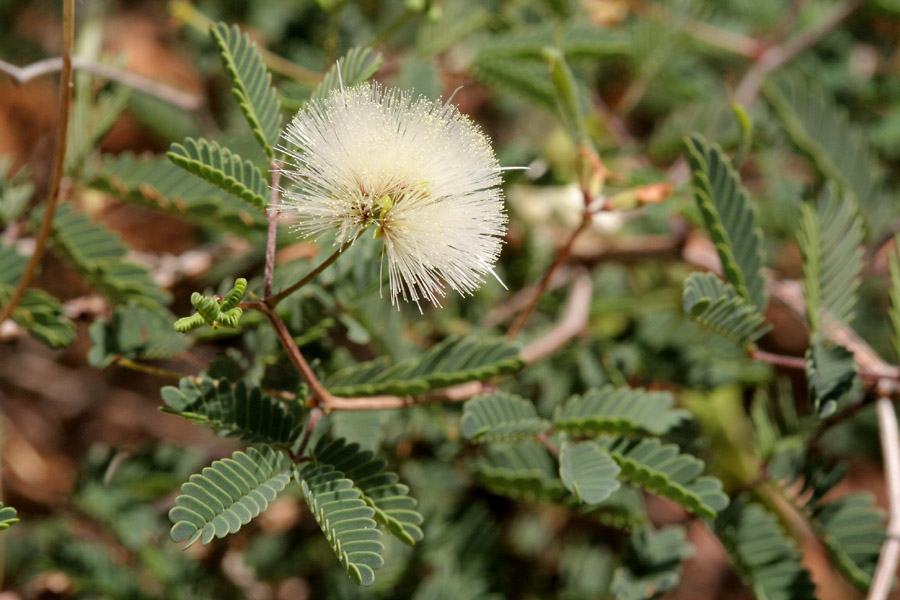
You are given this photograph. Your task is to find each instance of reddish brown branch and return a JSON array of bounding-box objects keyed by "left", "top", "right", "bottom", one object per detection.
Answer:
[{"left": 0, "top": 0, "right": 75, "bottom": 328}]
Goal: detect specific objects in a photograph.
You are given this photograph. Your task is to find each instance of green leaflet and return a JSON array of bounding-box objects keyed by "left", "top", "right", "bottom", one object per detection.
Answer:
[
  {"left": 598, "top": 437, "right": 728, "bottom": 519},
  {"left": 805, "top": 337, "right": 856, "bottom": 418},
  {"left": 558, "top": 441, "right": 620, "bottom": 504},
  {"left": 684, "top": 134, "right": 767, "bottom": 313},
  {"left": 611, "top": 526, "right": 693, "bottom": 600},
  {"left": 471, "top": 54, "right": 556, "bottom": 111},
  {"left": 168, "top": 138, "right": 268, "bottom": 211},
  {"left": 311, "top": 46, "right": 383, "bottom": 100},
  {"left": 797, "top": 185, "right": 864, "bottom": 332},
  {"left": 310, "top": 437, "right": 424, "bottom": 545},
  {"left": 46, "top": 205, "right": 170, "bottom": 307},
  {"left": 88, "top": 304, "right": 191, "bottom": 368},
  {"left": 326, "top": 336, "right": 524, "bottom": 397},
  {"left": 87, "top": 153, "right": 266, "bottom": 234},
  {"left": 682, "top": 272, "right": 769, "bottom": 347},
  {"left": 460, "top": 392, "right": 551, "bottom": 442},
  {"left": 470, "top": 440, "right": 568, "bottom": 503},
  {"left": 764, "top": 74, "right": 893, "bottom": 232},
  {"left": 554, "top": 385, "right": 688, "bottom": 437},
  {"left": 169, "top": 446, "right": 291, "bottom": 549},
  {"left": 209, "top": 23, "right": 282, "bottom": 158},
  {"left": 160, "top": 377, "right": 305, "bottom": 448},
  {"left": 0, "top": 503, "right": 19, "bottom": 531},
  {"left": 715, "top": 499, "right": 817, "bottom": 600},
  {"left": 294, "top": 462, "right": 385, "bottom": 586}
]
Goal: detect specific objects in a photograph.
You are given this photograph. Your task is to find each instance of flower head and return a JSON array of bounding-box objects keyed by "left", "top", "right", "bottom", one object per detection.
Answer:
[{"left": 280, "top": 83, "right": 507, "bottom": 307}]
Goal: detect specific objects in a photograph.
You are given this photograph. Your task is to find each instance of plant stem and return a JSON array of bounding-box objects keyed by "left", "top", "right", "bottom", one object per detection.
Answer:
[
  {"left": 750, "top": 347, "right": 900, "bottom": 384},
  {"left": 868, "top": 393, "right": 900, "bottom": 600},
  {"left": 114, "top": 357, "right": 191, "bottom": 381},
  {"left": 260, "top": 303, "right": 335, "bottom": 408},
  {"left": 507, "top": 210, "right": 591, "bottom": 340},
  {"left": 264, "top": 160, "right": 282, "bottom": 299},
  {"left": 267, "top": 237, "right": 357, "bottom": 307},
  {"left": 0, "top": 56, "right": 202, "bottom": 110},
  {"left": 0, "top": 0, "right": 75, "bottom": 328},
  {"left": 295, "top": 407, "right": 323, "bottom": 459}
]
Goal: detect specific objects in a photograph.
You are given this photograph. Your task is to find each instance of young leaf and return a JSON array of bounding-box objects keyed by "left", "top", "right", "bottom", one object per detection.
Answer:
[
  {"left": 310, "top": 437, "right": 424, "bottom": 545},
  {"left": 554, "top": 385, "right": 688, "bottom": 437},
  {"left": 0, "top": 503, "right": 19, "bottom": 531},
  {"left": 209, "top": 23, "right": 282, "bottom": 158},
  {"left": 311, "top": 46, "right": 383, "bottom": 100},
  {"left": 682, "top": 272, "right": 769, "bottom": 347},
  {"left": 294, "top": 463, "right": 384, "bottom": 586},
  {"left": 326, "top": 337, "right": 524, "bottom": 397},
  {"left": 168, "top": 138, "right": 269, "bottom": 211},
  {"left": 684, "top": 134, "right": 767, "bottom": 313},
  {"left": 797, "top": 185, "right": 863, "bottom": 332},
  {"left": 460, "top": 392, "right": 551, "bottom": 443},
  {"left": 598, "top": 437, "right": 728, "bottom": 518},
  {"left": 715, "top": 499, "right": 817, "bottom": 600},
  {"left": 169, "top": 446, "right": 291, "bottom": 549},
  {"left": 559, "top": 441, "right": 621, "bottom": 504},
  {"left": 160, "top": 377, "right": 304, "bottom": 448}
]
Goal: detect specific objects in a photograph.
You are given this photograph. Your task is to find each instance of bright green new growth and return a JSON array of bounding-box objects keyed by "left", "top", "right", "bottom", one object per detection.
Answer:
[
  {"left": 209, "top": 23, "right": 282, "bottom": 158},
  {"left": 0, "top": 503, "right": 19, "bottom": 531},
  {"left": 169, "top": 446, "right": 291, "bottom": 549},
  {"left": 174, "top": 278, "right": 247, "bottom": 332},
  {"left": 168, "top": 138, "right": 269, "bottom": 211}
]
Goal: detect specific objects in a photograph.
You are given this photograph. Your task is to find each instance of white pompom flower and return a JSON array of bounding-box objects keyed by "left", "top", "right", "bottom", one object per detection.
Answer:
[{"left": 279, "top": 82, "right": 507, "bottom": 307}]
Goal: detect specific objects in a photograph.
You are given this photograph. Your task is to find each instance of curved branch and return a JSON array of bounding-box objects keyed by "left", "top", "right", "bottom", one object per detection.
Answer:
[
  {"left": 0, "top": 56, "right": 202, "bottom": 111},
  {"left": 0, "top": 0, "right": 76, "bottom": 329}
]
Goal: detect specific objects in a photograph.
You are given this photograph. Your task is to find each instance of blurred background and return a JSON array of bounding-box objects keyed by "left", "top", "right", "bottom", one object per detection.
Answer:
[{"left": 1, "top": 0, "right": 900, "bottom": 598}]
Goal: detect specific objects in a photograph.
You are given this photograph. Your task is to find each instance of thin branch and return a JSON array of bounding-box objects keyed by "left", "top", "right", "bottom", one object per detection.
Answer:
[
  {"left": 264, "top": 161, "right": 282, "bottom": 299},
  {"left": 733, "top": 0, "right": 865, "bottom": 105},
  {"left": 258, "top": 303, "right": 335, "bottom": 408},
  {"left": 324, "top": 271, "right": 594, "bottom": 411},
  {"left": 0, "top": 0, "right": 75, "bottom": 328},
  {"left": 507, "top": 210, "right": 591, "bottom": 340},
  {"left": 114, "top": 357, "right": 195, "bottom": 381},
  {"left": 868, "top": 393, "right": 900, "bottom": 600},
  {"left": 267, "top": 236, "right": 358, "bottom": 307},
  {"left": 295, "top": 407, "right": 323, "bottom": 459},
  {"left": 0, "top": 56, "right": 202, "bottom": 111}
]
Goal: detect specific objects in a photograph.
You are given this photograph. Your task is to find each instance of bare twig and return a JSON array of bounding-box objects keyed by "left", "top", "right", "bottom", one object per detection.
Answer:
[
  {"left": 324, "top": 270, "right": 594, "bottom": 411},
  {"left": 257, "top": 302, "right": 335, "bottom": 408},
  {"left": 114, "top": 357, "right": 192, "bottom": 381},
  {"left": 750, "top": 347, "right": 900, "bottom": 384},
  {"left": 295, "top": 407, "right": 323, "bottom": 459},
  {"left": 507, "top": 210, "right": 591, "bottom": 340},
  {"left": 0, "top": 56, "right": 202, "bottom": 111},
  {"left": 733, "top": 0, "right": 865, "bottom": 105},
  {"left": 0, "top": 0, "right": 75, "bottom": 328},
  {"left": 264, "top": 161, "right": 282, "bottom": 299},
  {"left": 868, "top": 393, "right": 900, "bottom": 600},
  {"left": 266, "top": 236, "right": 358, "bottom": 307}
]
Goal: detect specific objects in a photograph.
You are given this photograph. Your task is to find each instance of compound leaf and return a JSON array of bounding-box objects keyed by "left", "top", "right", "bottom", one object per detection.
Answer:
[
  {"left": 209, "top": 23, "right": 282, "bottom": 158},
  {"left": 168, "top": 138, "right": 268, "bottom": 211},
  {"left": 312, "top": 47, "right": 383, "bottom": 100},
  {"left": 169, "top": 446, "right": 291, "bottom": 549},
  {"left": 294, "top": 462, "right": 384, "bottom": 586},
  {"left": 461, "top": 392, "right": 550, "bottom": 443},
  {"left": 554, "top": 385, "right": 688, "bottom": 437},
  {"left": 559, "top": 441, "right": 621, "bottom": 504},
  {"left": 683, "top": 272, "right": 769, "bottom": 347}
]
